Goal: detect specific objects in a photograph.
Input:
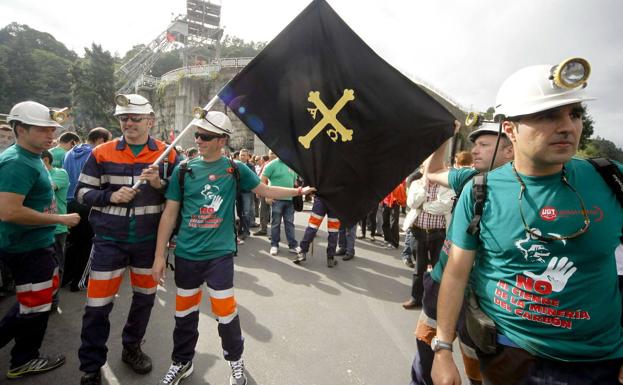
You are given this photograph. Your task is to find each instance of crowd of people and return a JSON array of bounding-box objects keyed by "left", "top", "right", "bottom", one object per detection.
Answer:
[{"left": 1, "top": 56, "right": 623, "bottom": 385}]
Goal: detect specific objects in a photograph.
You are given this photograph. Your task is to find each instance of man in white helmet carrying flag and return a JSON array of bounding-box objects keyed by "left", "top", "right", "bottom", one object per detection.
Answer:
[{"left": 151, "top": 109, "right": 315, "bottom": 385}]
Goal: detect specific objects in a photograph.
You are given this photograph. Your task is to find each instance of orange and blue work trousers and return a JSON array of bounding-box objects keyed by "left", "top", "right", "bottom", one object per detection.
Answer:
[
  {"left": 78, "top": 238, "right": 158, "bottom": 373},
  {"left": 299, "top": 198, "right": 340, "bottom": 256},
  {"left": 0, "top": 245, "right": 59, "bottom": 368},
  {"left": 172, "top": 254, "right": 243, "bottom": 363}
]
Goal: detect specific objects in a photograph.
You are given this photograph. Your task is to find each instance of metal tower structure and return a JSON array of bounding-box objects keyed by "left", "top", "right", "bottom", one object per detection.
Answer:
[{"left": 115, "top": 0, "right": 223, "bottom": 94}]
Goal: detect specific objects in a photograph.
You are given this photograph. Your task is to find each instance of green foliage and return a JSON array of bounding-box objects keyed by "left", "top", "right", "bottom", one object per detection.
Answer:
[
  {"left": 577, "top": 136, "right": 623, "bottom": 162},
  {"left": 151, "top": 51, "right": 183, "bottom": 77},
  {"left": 579, "top": 112, "right": 594, "bottom": 150},
  {"left": 484, "top": 106, "right": 495, "bottom": 120},
  {"left": 220, "top": 35, "right": 266, "bottom": 57},
  {"left": 0, "top": 23, "right": 75, "bottom": 113},
  {"left": 70, "top": 44, "right": 119, "bottom": 136}
]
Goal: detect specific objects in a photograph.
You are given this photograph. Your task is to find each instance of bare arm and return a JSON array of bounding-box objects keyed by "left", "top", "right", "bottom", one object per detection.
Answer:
[
  {"left": 252, "top": 183, "right": 315, "bottom": 200},
  {"left": 426, "top": 121, "right": 460, "bottom": 188},
  {"left": 431, "top": 244, "right": 476, "bottom": 385},
  {"left": 152, "top": 199, "right": 180, "bottom": 283},
  {"left": 0, "top": 192, "right": 79, "bottom": 227}
]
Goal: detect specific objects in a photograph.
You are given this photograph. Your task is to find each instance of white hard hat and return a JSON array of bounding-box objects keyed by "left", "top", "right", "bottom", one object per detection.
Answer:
[
  {"left": 494, "top": 57, "right": 594, "bottom": 120},
  {"left": 8, "top": 101, "right": 63, "bottom": 128},
  {"left": 468, "top": 122, "right": 505, "bottom": 142},
  {"left": 191, "top": 110, "right": 233, "bottom": 135},
  {"left": 114, "top": 94, "right": 154, "bottom": 116}
]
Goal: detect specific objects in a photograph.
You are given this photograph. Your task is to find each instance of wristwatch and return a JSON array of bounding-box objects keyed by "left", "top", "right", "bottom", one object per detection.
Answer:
[{"left": 431, "top": 336, "right": 453, "bottom": 352}]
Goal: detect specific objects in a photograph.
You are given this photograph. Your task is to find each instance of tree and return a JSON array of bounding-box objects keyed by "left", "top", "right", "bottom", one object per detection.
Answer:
[
  {"left": 0, "top": 23, "right": 76, "bottom": 113},
  {"left": 579, "top": 111, "right": 594, "bottom": 150},
  {"left": 220, "top": 35, "right": 267, "bottom": 57},
  {"left": 578, "top": 136, "right": 623, "bottom": 162},
  {"left": 70, "top": 44, "right": 118, "bottom": 136}
]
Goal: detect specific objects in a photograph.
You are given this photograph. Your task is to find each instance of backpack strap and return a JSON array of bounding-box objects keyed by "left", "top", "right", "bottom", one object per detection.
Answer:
[
  {"left": 467, "top": 173, "right": 487, "bottom": 236},
  {"left": 586, "top": 157, "right": 623, "bottom": 242},
  {"left": 227, "top": 158, "right": 241, "bottom": 256}
]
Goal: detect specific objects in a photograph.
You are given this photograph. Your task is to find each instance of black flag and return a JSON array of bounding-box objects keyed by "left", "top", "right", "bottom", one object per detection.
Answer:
[{"left": 219, "top": 0, "right": 455, "bottom": 226}]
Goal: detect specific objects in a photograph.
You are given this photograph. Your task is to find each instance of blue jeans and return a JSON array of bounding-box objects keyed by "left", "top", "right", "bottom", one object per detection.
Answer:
[
  {"left": 401, "top": 229, "right": 414, "bottom": 262},
  {"left": 270, "top": 200, "right": 298, "bottom": 249},
  {"left": 240, "top": 192, "right": 255, "bottom": 235},
  {"left": 338, "top": 224, "right": 356, "bottom": 256}
]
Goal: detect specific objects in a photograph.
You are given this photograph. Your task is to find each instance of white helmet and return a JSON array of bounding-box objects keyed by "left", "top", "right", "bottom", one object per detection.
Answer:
[
  {"left": 468, "top": 122, "right": 505, "bottom": 142},
  {"left": 190, "top": 110, "right": 233, "bottom": 135},
  {"left": 113, "top": 94, "right": 154, "bottom": 116},
  {"left": 494, "top": 57, "right": 594, "bottom": 120},
  {"left": 8, "top": 101, "right": 64, "bottom": 128}
]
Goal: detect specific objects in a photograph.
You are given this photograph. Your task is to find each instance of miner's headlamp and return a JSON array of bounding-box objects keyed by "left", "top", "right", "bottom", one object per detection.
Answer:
[
  {"left": 115, "top": 94, "right": 150, "bottom": 107},
  {"left": 551, "top": 57, "right": 590, "bottom": 90},
  {"left": 50, "top": 107, "right": 69, "bottom": 124},
  {"left": 465, "top": 112, "right": 483, "bottom": 128},
  {"left": 192, "top": 107, "right": 206, "bottom": 120}
]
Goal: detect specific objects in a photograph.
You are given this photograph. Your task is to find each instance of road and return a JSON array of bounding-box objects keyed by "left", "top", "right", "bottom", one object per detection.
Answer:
[{"left": 0, "top": 208, "right": 467, "bottom": 385}]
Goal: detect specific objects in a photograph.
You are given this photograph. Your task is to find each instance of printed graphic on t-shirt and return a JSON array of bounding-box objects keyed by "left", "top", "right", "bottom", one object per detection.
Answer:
[
  {"left": 492, "top": 227, "right": 588, "bottom": 331},
  {"left": 189, "top": 183, "right": 224, "bottom": 228}
]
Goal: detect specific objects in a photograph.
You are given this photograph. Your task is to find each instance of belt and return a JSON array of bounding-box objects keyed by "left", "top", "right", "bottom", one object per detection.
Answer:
[{"left": 413, "top": 227, "right": 445, "bottom": 234}]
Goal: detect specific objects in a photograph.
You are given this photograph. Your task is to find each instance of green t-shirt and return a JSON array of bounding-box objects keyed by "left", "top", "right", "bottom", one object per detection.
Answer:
[
  {"left": 48, "top": 167, "right": 69, "bottom": 234},
  {"left": 451, "top": 159, "right": 623, "bottom": 361},
  {"left": 166, "top": 157, "right": 260, "bottom": 260},
  {"left": 0, "top": 145, "right": 55, "bottom": 253},
  {"left": 430, "top": 167, "right": 478, "bottom": 282},
  {"left": 261, "top": 159, "right": 297, "bottom": 201},
  {"left": 50, "top": 146, "right": 67, "bottom": 168}
]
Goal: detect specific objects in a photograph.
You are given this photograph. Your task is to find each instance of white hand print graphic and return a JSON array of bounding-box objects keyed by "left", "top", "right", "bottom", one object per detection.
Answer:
[
  {"left": 523, "top": 256, "right": 577, "bottom": 293},
  {"left": 204, "top": 195, "right": 223, "bottom": 213}
]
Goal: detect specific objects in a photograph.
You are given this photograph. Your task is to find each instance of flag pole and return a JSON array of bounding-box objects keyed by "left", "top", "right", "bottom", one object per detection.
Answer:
[{"left": 131, "top": 94, "right": 222, "bottom": 189}]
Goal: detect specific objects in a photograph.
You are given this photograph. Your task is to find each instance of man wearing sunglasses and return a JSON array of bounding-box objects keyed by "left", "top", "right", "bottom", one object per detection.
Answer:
[
  {"left": 152, "top": 110, "right": 314, "bottom": 385},
  {"left": 75, "top": 94, "right": 179, "bottom": 385},
  {"left": 432, "top": 59, "right": 623, "bottom": 385}
]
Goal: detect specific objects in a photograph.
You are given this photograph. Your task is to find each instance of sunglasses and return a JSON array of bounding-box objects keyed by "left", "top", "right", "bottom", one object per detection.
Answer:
[
  {"left": 194, "top": 132, "right": 223, "bottom": 141},
  {"left": 119, "top": 115, "right": 146, "bottom": 123}
]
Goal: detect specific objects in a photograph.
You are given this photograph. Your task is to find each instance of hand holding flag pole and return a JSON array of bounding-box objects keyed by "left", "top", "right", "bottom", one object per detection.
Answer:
[{"left": 131, "top": 94, "right": 221, "bottom": 190}]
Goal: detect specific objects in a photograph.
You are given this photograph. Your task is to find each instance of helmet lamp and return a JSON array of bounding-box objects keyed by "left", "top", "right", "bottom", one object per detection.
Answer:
[
  {"left": 552, "top": 57, "right": 590, "bottom": 89},
  {"left": 50, "top": 107, "right": 69, "bottom": 124},
  {"left": 192, "top": 107, "right": 206, "bottom": 119}
]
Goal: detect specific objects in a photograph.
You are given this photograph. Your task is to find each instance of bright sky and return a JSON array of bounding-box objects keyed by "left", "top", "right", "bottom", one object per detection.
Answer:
[{"left": 1, "top": 0, "right": 621, "bottom": 147}]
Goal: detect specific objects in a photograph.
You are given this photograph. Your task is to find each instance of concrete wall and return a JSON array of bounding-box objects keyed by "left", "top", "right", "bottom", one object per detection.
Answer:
[{"left": 147, "top": 69, "right": 255, "bottom": 152}]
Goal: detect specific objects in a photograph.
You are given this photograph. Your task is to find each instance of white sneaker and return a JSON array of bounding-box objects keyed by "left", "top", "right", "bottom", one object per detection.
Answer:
[
  {"left": 269, "top": 246, "right": 278, "bottom": 256},
  {"left": 159, "top": 361, "right": 193, "bottom": 385},
  {"left": 229, "top": 358, "right": 247, "bottom": 385},
  {"left": 289, "top": 246, "right": 302, "bottom": 254}
]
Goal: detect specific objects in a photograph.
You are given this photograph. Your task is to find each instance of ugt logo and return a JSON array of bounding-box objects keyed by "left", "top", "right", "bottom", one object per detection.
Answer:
[
  {"left": 298, "top": 89, "right": 355, "bottom": 149},
  {"left": 540, "top": 206, "right": 557, "bottom": 221}
]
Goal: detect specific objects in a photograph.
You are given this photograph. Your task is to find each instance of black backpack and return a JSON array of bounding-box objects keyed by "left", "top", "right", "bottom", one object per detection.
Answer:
[{"left": 466, "top": 158, "right": 623, "bottom": 240}]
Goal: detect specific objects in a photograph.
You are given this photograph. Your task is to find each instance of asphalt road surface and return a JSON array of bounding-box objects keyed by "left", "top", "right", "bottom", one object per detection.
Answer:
[{"left": 0, "top": 208, "right": 467, "bottom": 385}]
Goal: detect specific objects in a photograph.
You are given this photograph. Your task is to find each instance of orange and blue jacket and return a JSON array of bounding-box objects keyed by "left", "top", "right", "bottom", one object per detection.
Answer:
[{"left": 75, "top": 136, "right": 179, "bottom": 239}]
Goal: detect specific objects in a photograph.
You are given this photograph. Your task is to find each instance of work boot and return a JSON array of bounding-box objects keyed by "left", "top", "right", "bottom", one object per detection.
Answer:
[
  {"left": 229, "top": 358, "right": 247, "bottom": 385},
  {"left": 293, "top": 251, "right": 307, "bottom": 264},
  {"left": 335, "top": 248, "right": 346, "bottom": 256},
  {"left": 342, "top": 253, "right": 354, "bottom": 261},
  {"left": 6, "top": 355, "right": 65, "bottom": 379},
  {"left": 122, "top": 342, "right": 152, "bottom": 374},
  {"left": 80, "top": 370, "right": 101, "bottom": 385},
  {"left": 253, "top": 229, "right": 267, "bottom": 236},
  {"left": 160, "top": 361, "right": 193, "bottom": 385},
  {"left": 327, "top": 256, "right": 338, "bottom": 268}
]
